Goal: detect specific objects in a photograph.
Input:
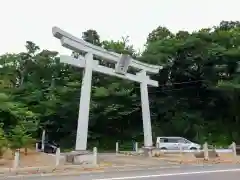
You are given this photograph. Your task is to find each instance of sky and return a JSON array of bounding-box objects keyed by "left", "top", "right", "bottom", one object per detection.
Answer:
[{"left": 0, "top": 0, "right": 239, "bottom": 55}]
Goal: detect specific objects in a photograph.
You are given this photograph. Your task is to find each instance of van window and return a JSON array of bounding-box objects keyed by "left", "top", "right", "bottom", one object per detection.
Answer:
[
  {"left": 178, "top": 138, "right": 191, "bottom": 143},
  {"left": 159, "top": 138, "right": 168, "bottom": 143},
  {"left": 168, "top": 138, "right": 179, "bottom": 143},
  {"left": 160, "top": 138, "right": 179, "bottom": 143}
]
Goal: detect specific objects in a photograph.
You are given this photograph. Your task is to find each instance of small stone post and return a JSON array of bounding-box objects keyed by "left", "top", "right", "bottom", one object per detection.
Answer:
[
  {"left": 55, "top": 148, "right": 61, "bottom": 166},
  {"left": 35, "top": 143, "right": 39, "bottom": 152},
  {"left": 116, "top": 142, "right": 119, "bottom": 154},
  {"left": 41, "top": 129, "right": 46, "bottom": 152},
  {"left": 232, "top": 142, "right": 237, "bottom": 158},
  {"left": 179, "top": 143, "right": 183, "bottom": 155},
  {"left": 203, "top": 142, "right": 209, "bottom": 160},
  {"left": 13, "top": 149, "right": 20, "bottom": 169},
  {"left": 135, "top": 142, "right": 138, "bottom": 152},
  {"left": 93, "top": 147, "right": 98, "bottom": 165}
]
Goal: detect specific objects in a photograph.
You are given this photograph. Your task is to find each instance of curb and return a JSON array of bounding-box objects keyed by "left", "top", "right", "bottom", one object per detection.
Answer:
[
  {"left": 152, "top": 157, "right": 240, "bottom": 165},
  {"left": 0, "top": 171, "right": 104, "bottom": 179},
  {"left": 0, "top": 164, "right": 105, "bottom": 176},
  {"left": 0, "top": 163, "right": 186, "bottom": 178},
  {"left": 0, "top": 165, "right": 183, "bottom": 179}
]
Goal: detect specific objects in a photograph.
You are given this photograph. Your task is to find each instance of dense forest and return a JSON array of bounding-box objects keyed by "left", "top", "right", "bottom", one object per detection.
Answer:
[{"left": 1, "top": 21, "right": 240, "bottom": 151}]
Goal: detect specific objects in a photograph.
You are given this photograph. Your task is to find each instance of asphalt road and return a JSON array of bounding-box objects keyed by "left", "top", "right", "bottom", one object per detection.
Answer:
[{"left": 2, "top": 164, "right": 240, "bottom": 180}]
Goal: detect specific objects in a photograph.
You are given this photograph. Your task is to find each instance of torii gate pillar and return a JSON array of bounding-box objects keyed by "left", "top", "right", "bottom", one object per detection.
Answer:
[
  {"left": 138, "top": 71, "right": 153, "bottom": 148},
  {"left": 75, "top": 53, "right": 93, "bottom": 150}
]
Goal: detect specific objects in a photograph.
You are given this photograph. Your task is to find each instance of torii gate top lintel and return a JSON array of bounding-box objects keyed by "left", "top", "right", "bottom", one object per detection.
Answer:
[{"left": 52, "top": 26, "right": 162, "bottom": 75}]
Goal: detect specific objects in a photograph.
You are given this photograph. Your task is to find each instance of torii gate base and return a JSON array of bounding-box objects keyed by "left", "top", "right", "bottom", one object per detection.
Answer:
[{"left": 52, "top": 27, "right": 162, "bottom": 161}]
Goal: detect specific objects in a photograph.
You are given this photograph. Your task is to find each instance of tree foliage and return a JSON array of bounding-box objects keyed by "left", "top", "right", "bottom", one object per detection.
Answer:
[{"left": 0, "top": 21, "right": 240, "bottom": 150}]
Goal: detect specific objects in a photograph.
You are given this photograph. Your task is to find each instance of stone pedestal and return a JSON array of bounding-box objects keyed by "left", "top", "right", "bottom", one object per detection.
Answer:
[
  {"left": 65, "top": 150, "right": 94, "bottom": 164},
  {"left": 142, "top": 146, "right": 155, "bottom": 157},
  {"left": 194, "top": 150, "right": 219, "bottom": 159},
  {"left": 236, "top": 146, "right": 240, "bottom": 155}
]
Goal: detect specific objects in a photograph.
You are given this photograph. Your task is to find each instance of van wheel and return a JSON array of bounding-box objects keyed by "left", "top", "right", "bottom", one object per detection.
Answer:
[
  {"left": 160, "top": 147, "right": 167, "bottom": 150},
  {"left": 190, "top": 147, "right": 197, "bottom": 150}
]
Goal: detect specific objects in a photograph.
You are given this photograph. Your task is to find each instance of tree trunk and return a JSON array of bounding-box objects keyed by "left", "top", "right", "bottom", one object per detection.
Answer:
[{"left": 24, "top": 147, "right": 28, "bottom": 155}]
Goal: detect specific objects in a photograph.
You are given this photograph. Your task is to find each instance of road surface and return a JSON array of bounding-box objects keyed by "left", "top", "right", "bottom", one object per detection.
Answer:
[{"left": 2, "top": 164, "right": 240, "bottom": 180}]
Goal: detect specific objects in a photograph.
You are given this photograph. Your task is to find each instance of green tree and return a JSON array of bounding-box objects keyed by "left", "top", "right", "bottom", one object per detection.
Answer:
[
  {"left": 82, "top": 29, "right": 101, "bottom": 46},
  {"left": 8, "top": 122, "right": 35, "bottom": 154},
  {"left": 0, "top": 124, "right": 8, "bottom": 158},
  {"left": 1, "top": 20, "right": 240, "bottom": 150}
]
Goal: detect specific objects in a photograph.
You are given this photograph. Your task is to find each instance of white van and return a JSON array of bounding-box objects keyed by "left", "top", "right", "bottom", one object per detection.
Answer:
[{"left": 156, "top": 136, "right": 201, "bottom": 150}]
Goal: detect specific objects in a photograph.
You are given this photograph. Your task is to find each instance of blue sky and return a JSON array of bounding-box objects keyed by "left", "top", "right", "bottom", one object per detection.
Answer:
[{"left": 0, "top": 0, "right": 239, "bottom": 55}]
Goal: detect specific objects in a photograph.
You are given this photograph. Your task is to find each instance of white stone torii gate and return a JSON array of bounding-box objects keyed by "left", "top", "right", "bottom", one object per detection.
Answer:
[{"left": 52, "top": 27, "right": 162, "bottom": 151}]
